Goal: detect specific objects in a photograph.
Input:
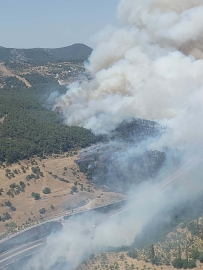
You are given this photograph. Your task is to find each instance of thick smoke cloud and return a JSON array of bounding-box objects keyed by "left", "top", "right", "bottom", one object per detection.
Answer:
[{"left": 53, "top": 0, "right": 203, "bottom": 149}]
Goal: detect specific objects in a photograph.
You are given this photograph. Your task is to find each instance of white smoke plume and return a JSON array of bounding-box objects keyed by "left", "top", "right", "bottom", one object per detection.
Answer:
[{"left": 52, "top": 0, "right": 203, "bottom": 149}]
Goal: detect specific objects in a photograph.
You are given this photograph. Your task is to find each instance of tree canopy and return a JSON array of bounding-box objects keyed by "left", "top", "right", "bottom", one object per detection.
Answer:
[{"left": 0, "top": 88, "right": 96, "bottom": 164}]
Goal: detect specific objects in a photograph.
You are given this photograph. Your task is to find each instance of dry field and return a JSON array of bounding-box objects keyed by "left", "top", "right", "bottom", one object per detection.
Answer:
[{"left": 0, "top": 153, "right": 125, "bottom": 237}]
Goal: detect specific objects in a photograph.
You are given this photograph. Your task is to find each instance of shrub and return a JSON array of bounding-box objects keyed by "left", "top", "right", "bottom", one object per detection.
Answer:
[
  {"left": 199, "top": 252, "right": 203, "bottom": 263},
  {"left": 39, "top": 208, "right": 46, "bottom": 214},
  {"left": 190, "top": 249, "right": 199, "bottom": 260},
  {"left": 127, "top": 250, "right": 138, "bottom": 259},
  {"left": 26, "top": 174, "right": 36, "bottom": 181},
  {"left": 3, "top": 212, "right": 12, "bottom": 221},
  {"left": 58, "top": 177, "right": 69, "bottom": 183},
  {"left": 172, "top": 258, "right": 183, "bottom": 269},
  {"left": 5, "top": 201, "right": 12, "bottom": 207},
  {"left": 188, "top": 260, "right": 196, "bottom": 269},
  {"left": 31, "top": 166, "right": 40, "bottom": 174},
  {"left": 5, "top": 222, "right": 17, "bottom": 228},
  {"left": 10, "top": 183, "right": 17, "bottom": 189},
  {"left": 172, "top": 258, "right": 196, "bottom": 269},
  {"left": 31, "top": 192, "right": 41, "bottom": 200},
  {"left": 71, "top": 186, "right": 77, "bottom": 193},
  {"left": 13, "top": 169, "right": 18, "bottom": 174},
  {"left": 43, "top": 187, "right": 51, "bottom": 194},
  {"left": 19, "top": 181, "right": 26, "bottom": 191},
  {"left": 10, "top": 206, "right": 16, "bottom": 211},
  {"left": 182, "top": 259, "right": 188, "bottom": 269}
]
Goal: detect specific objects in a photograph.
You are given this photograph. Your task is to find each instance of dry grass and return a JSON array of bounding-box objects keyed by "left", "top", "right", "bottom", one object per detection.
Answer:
[{"left": 0, "top": 153, "right": 125, "bottom": 237}]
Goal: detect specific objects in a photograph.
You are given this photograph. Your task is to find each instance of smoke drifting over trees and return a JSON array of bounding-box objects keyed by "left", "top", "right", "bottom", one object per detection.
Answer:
[
  {"left": 53, "top": 0, "right": 203, "bottom": 149},
  {"left": 24, "top": 1, "right": 203, "bottom": 269}
]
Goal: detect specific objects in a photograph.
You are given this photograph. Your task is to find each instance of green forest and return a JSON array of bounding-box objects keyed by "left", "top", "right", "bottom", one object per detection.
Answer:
[{"left": 0, "top": 86, "right": 96, "bottom": 164}]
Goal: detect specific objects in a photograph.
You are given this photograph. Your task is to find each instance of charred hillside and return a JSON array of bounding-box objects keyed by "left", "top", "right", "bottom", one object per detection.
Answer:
[{"left": 76, "top": 119, "right": 166, "bottom": 192}]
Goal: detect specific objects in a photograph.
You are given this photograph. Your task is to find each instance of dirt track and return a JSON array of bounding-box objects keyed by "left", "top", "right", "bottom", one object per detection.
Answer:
[{"left": 0, "top": 63, "right": 31, "bottom": 87}]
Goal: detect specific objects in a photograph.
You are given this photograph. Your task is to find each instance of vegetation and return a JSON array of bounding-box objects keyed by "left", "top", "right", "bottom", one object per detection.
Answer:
[
  {"left": 39, "top": 208, "right": 46, "bottom": 214},
  {"left": 190, "top": 248, "right": 200, "bottom": 260},
  {"left": 26, "top": 174, "right": 36, "bottom": 181},
  {"left": 0, "top": 44, "right": 92, "bottom": 64},
  {"left": 24, "top": 73, "right": 57, "bottom": 84},
  {"left": 4, "top": 201, "right": 16, "bottom": 212},
  {"left": 5, "top": 222, "right": 17, "bottom": 228},
  {"left": 5, "top": 201, "right": 11, "bottom": 207},
  {"left": 149, "top": 244, "right": 155, "bottom": 264},
  {"left": 133, "top": 192, "right": 203, "bottom": 249},
  {"left": 0, "top": 88, "right": 96, "bottom": 164},
  {"left": 71, "top": 186, "right": 78, "bottom": 193},
  {"left": 31, "top": 192, "right": 41, "bottom": 200},
  {"left": 6, "top": 182, "right": 26, "bottom": 198},
  {"left": 31, "top": 166, "right": 41, "bottom": 174},
  {"left": 1, "top": 76, "right": 27, "bottom": 91},
  {"left": 77, "top": 146, "right": 166, "bottom": 190},
  {"left": 0, "top": 212, "right": 12, "bottom": 222},
  {"left": 48, "top": 172, "right": 69, "bottom": 183},
  {"left": 127, "top": 249, "right": 138, "bottom": 259},
  {"left": 172, "top": 258, "right": 196, "bottom": 269},
  {"left": 43, "top": 187, "right": 51, "bottom": 194},
  {"left": 10, "top": 206, "right": 16, "bottom": 212}
]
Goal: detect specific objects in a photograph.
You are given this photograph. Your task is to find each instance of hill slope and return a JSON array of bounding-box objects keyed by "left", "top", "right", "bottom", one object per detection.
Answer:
[
  {"left": 0, "top": 88, "right": 96, "bottom": 164},
  {"left": 0, "top": 43, "right": 92, "bottom": 63}
]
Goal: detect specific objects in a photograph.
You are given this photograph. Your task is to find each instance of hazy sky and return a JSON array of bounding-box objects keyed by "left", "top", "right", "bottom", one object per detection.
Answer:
[{"left": 0, "top": 0, "right": 120, "bottom": 49}]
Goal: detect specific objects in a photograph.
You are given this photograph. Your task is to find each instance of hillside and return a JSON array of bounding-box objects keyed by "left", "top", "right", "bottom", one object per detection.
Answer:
[
  {"left": 0, "top": 88, "right": 96, "bottom": 165},
  {"left": 0, "top": 43, "right": 92, "bottom": 64},
  {"left": 0, "top": 153, "right": 124, "bottom": 237},
  {"left": 78, "top": 193, "right": 203, "bottom": 270},
  {"left": 0, "top": 44, "right": 95, "bottom": 166}
]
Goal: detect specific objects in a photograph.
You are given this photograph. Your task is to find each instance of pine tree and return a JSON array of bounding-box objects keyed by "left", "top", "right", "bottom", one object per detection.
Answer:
[
  {"left": 186, "top": 245, "right": 188, "bottom": 262},
  {"left": 149, "top": 244, "right": 155, "bottom": 264},
  {"left": 178, "top": 245, "right": 181, "bottom": 259}
]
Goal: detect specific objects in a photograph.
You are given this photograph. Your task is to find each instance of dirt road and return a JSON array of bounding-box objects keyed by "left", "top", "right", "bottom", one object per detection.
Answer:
[{"left": 0, "top": 63, "right": 31, "bottom": 87}]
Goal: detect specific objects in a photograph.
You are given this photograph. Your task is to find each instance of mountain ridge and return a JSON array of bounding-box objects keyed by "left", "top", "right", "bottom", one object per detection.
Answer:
[{"left": 0, "top": 43, "right": 92, "bottom": 63}]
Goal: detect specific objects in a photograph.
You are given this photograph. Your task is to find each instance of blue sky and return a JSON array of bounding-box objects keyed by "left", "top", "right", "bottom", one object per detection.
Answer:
[{"left": 0, "top": 0, "right": 120, "bottom": 48}]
